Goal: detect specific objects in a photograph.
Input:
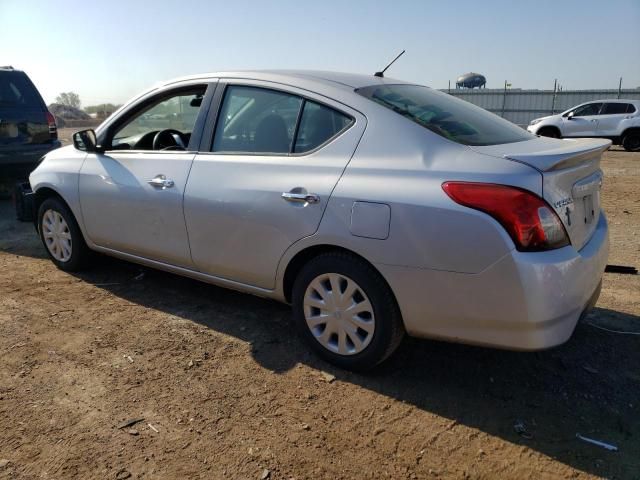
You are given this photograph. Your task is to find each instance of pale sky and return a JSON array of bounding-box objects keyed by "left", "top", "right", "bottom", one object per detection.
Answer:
[{"left": 2, "top": 0, "right": 639, "bottom": 107}]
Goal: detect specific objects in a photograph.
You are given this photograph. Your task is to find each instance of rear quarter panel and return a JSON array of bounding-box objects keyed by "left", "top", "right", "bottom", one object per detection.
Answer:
[{"left": 277, "top": 107, "right": 544, "bottom": 289}]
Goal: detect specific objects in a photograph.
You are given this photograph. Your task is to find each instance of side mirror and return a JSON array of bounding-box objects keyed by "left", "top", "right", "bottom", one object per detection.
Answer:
[
  {"left": 73, "top": 129, "right": 102, "bottom": 152},
  {"left": 567, "top": 112, "right": 575, "bottom": 120}
]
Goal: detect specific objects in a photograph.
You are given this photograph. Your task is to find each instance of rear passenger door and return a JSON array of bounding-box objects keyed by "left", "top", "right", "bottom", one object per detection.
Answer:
[
  {"left": 596, "top": 103, "right": 633, "bottom": 137},
  {"left": 184, "top": 81, "right": 366, "bottom": 289}
]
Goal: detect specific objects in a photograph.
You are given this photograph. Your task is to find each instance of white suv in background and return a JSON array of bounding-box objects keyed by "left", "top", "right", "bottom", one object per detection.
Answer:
[{"left": 527, "top": 99, "right": 640, "bottom": 151}]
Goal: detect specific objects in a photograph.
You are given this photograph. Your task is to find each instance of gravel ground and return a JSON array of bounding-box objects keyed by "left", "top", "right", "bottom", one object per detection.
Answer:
[{"left": 0, "top": 148, "right": 638, "bottom": 479}]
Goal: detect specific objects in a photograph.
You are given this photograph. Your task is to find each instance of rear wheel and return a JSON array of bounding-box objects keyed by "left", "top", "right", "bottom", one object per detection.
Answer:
[
  {"left": 537, "top": 127, "right": 560, "bottom": 139},
  {"left": 622, "top": 131, "right": 640, "bottom": 152},
  {"left": 292, "top": 252, "right": 404, "bottom": 371},
  {"left": 38, "top": 197, "right": 91, "bottom": 271}
]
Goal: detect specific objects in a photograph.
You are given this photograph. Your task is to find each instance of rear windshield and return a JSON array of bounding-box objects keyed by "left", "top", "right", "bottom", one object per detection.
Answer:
[
  {"left": 356, "top": 84, "right": 532, "bottom": 146},
  {"left": 0, "top": 71, "right": 43, "bottom": 108}
]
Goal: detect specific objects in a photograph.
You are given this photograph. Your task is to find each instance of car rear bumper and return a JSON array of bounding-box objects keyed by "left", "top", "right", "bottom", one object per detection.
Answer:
[
  {"left": 0, "top": 141, "right": 61, "bottom": 176},
  {"left": 378, "top": 212, "right": 609, "bottom": 350}
]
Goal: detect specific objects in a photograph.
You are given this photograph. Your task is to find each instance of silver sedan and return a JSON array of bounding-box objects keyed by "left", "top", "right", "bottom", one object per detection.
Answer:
[{"left": 29, "top": 71, "right": 609, "bottom": 370}]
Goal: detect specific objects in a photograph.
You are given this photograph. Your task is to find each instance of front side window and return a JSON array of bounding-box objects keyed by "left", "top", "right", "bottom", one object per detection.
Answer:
[
  {"left": 600, "top": 103, "right": 631, "bottom": 115},
  {"left": 111, "top": 87, "right": 206, "bottom": 150},
  {"left": 213, "top": 86, "right": 302, "bottom": 154},
  {"left": 570, "top": 103, "right": 603, "bottom": 117},
  {"left": 356, "top": 84, "right": 532, "bottom": 146}
]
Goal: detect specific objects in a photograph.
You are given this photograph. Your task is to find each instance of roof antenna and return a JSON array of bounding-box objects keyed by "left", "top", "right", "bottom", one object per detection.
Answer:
[{"left": 374, "top": 50, "right": 405, "bottom": 78}]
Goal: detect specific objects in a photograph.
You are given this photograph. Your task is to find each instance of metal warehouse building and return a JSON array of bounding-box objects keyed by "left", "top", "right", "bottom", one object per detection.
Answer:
[{"left": 444, "top": 88, "right": 640, "bottom": 126}]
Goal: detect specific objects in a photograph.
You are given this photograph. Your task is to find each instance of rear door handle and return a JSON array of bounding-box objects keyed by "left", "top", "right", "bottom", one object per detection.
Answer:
[
  {"left": 281, "top": 192, "right": 320, "bottom": 204},
  {"left": 147, "top": 174, "right": 174, "bottom": 189}
]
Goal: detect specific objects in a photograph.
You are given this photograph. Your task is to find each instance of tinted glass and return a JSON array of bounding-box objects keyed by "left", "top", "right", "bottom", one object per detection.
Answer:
[
  {"left": 294, "top": 101, "right": 352, "bottom": 153},
  {"left": 628, "top": 104, "right": 637, "bottom": 113},
  {"left": 213, "top": 86, "right": 303, "bottom": 154},
  {"left": 0, "top": 71, "right": 42, "bottom": 107},
  {"left": 112, "top": 89, "right": 205, "bottom": 149},
  {"left": 357, "top": 84, "right": 532, "bottom": 146},
  {"left": 572, "top": 103, "right": 602, "bottom": 117},
  {"left": 600, "top": 103, "right": 631, "bottom": 115}
]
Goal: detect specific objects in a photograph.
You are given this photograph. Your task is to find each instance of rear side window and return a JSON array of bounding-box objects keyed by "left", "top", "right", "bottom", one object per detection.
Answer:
[
  {"left": 212, "top": 85, "right": 353, "bottom": 155},
  {"left": 213, "top": 86, "right": 302, "bottom": 154},
  {"left": 356, "top": 84, "right": 532, "bottom": 146},
  {"left": 0, "top": 72, "right": 42, "bottom": 108},
  {"left": 600, "top": 103, "right": 632, "bottom": 115},
  {"left": 294, "top": 101, "right": 352, "bottom": 153}
]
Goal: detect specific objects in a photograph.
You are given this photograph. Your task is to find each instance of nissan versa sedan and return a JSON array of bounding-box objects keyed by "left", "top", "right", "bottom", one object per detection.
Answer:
[{"left": 27, "top": 71, "right": 609, "bottom": 370}]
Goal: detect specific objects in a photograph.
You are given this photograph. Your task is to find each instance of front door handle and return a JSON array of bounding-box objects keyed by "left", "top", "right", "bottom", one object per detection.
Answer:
[
  {"left": 281, "top": 192, "right": 320, "bottom": 204},
  {"left": 147, "top": 174, "right": 174, "bottom": 189}
]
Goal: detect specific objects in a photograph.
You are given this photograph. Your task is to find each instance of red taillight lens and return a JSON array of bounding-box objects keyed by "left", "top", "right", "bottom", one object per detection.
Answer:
[
  {"left": 45, "top": 111, "right": 58, "bottom": 140},
  {"left": 442, "top": 182, "right": 570, "bottom": 251}
]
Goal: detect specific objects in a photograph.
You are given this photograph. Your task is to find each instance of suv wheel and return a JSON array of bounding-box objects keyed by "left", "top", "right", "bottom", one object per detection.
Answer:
[
  {"left": 292, "top": 252, "right": 404, "bottom": 371},
  {"left": 38, "top": 197, "right": 91, "bottom": 271},
  {"left": 622, "top": 131, "right": 640, "bottom": 152},
  {"left": 538, "top": 127, "right": 560, "bottom": 139}
]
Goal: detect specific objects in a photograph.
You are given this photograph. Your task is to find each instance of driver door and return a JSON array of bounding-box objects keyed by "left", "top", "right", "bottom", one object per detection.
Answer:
[
  {"left": 79, "top": 84, "right": 213, "bottom": 268},
  {"left": 562, "top": 102, "right": 602, "bottom": 137}
]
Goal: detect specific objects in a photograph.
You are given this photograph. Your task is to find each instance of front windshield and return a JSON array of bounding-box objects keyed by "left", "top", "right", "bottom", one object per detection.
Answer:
[{"left": 356, "top": 84, "right": 533, "bottom": 146}]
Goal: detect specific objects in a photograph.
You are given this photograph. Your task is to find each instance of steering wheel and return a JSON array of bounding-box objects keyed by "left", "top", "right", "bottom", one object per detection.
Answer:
[{"left": 152, "top": 129, "right": 186, "bottom": 150}]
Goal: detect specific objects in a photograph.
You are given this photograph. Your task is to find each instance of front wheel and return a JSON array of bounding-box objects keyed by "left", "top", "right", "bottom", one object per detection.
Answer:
[
  {"left": 292, "top": 252, "right": 404, "bottom": 371},
  {"left": 38, "top": 197, "right": 92, "bottom": 271},
  {"left": 537, "top": 127, "right": 560, "bottom": 139}
]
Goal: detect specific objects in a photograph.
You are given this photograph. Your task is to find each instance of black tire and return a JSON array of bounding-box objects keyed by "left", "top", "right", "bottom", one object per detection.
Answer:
[
  {"left": 37, "top": 196, "right": 92, "bottom": 271},
  {"left": 622, "top": 131, "right": 640, "bottom": 152},
  {"left": 292, "top": 251, "right": 405, "bottom": 371},
  {"left": 537, "top": 127, "right": 560, "bottom": 139},
  {"left": 13, "top": 182, "right": 34, "bottom": 222}
]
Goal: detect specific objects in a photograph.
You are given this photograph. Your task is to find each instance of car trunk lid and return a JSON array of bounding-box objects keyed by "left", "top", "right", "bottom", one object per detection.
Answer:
[{"left": 471, "top": 137, "right": 610, "bottom": 251}]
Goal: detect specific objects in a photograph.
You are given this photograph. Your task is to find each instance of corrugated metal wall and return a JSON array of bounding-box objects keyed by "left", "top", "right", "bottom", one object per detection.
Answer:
[{"left": 444, "top": 89, "right": 640, "bottom": 126}]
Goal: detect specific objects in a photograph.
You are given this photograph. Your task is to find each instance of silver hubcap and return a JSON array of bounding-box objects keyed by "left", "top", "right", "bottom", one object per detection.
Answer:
[
  {"left": 42, "top": 209, "right": 72, "bottom": 262},
  {"left": 303, "top": 273, "right": 375, "bottom": 355}
]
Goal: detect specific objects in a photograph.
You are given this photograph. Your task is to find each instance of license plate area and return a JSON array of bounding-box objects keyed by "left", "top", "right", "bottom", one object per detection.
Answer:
[
  {"left": 583, "top": 195, "right": 595, "bottom": 224},
  {"left": 573, "top": 170, "right": 602, "bottom": 226}
]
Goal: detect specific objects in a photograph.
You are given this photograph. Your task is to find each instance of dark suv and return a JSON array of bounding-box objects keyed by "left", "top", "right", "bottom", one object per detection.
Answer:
[{"left": 1, "top": 66, "right": 60, "bottom": 182}]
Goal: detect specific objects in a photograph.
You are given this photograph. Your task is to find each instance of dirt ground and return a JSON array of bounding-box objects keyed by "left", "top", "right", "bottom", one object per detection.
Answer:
[{"left": 0, "top": 147, "right": 638, "bottom": 479}]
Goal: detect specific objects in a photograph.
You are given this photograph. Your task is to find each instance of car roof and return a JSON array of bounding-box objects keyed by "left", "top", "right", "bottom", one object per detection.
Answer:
[
  {"left": 585, "top": 98, "right": 638, "bottom": 102},
  {"left": 162, "top": 70, "right": 412, "bottom": 91}
]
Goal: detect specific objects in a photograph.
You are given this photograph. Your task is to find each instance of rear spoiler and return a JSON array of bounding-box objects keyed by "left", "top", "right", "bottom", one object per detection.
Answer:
[{"left": 503, "top": 138, "right": 611, "bottom": 172}]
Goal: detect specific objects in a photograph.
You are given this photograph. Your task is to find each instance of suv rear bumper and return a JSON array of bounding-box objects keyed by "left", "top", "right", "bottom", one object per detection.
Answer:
[
  {"left": 378, "top": 212, "right": 609, "bottom": 350},
  {"left": 0, "top": 141, "right": 61, "bottom": 177}
]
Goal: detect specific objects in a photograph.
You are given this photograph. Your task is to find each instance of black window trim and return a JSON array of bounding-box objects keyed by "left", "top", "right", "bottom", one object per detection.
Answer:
[
  {"left": 599, "top": 102, "right": 634, "bottom": 115},
  {"left": 206, "top": 82, "right": 355, "bottom": 157}
]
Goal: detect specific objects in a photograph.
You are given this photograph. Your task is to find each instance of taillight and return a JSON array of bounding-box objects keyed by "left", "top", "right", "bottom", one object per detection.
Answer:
[
  {"left": 442, "top": 182, "right": 570, "bottom": 251},
  {"left": 45, "top": 111, "right": 58, "bottom": 140}
]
